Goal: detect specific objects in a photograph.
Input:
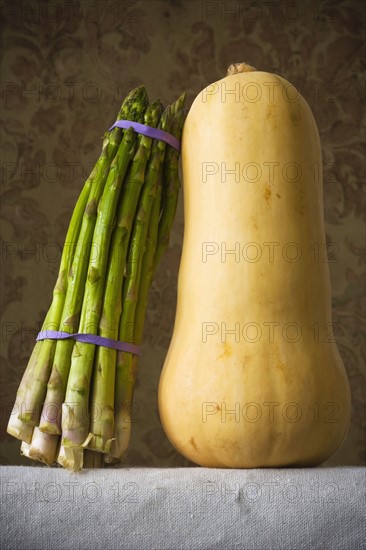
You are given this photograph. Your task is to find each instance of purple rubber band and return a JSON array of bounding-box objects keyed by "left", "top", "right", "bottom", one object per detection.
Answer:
[
  {"left": 109, "top": 120, "right": 181, "bottom": 152},
  {"left": 36, "top": 330, "right": 141, "bottom": 355}
]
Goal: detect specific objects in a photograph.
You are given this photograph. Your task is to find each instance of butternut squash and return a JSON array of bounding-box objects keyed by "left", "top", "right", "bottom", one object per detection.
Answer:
[{"left": 158, "top": 63, "right": 351, "bottom": 468}]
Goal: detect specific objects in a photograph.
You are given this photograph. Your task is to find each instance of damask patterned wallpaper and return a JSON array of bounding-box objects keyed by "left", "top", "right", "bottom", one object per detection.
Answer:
[{"left": 1, "top": 0, "right": 365, "bottom": 466}]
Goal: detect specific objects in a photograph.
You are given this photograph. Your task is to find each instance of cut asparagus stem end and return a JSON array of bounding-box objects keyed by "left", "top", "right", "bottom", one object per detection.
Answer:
[
  {"left": 57, "top": 438, "right": 91, "bottom": 472},
  {"left": 20, "top": 428, "right": 58, "bottom": 466},
  {"left": 87, "top": 434, "right": 115, "bottom": 454},
  {"left": 20, "top": 441, "right": 31, "bottom": 459},
  {"left": 7, "top": 416, "right": 34, "bottom": 444},
  {"left": 57, "top": 442, "right": 83, "bottom": 471},
  {"left": 27, "top": 428, "right": 59, "bottom": 466},
  {"left": 106, "top": 417, "right": 131, "bottom": 461}
]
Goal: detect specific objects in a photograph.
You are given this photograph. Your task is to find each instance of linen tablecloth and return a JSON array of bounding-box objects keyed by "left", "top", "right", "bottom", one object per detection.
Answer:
[{"left": 1, "top": 466, "right": 364, "bottom": 550}]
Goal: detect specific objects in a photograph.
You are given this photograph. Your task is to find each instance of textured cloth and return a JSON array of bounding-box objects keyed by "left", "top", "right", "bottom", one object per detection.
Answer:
[{"left": 0, "top": 466, "right": 365, "bottom": 550}]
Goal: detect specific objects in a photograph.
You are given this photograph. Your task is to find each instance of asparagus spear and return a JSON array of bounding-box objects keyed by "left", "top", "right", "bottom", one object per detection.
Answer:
[
  {"left": 104, "top": 177, "right": 162, "bottom": 463},
  {"left": 154, "top": 94, "right": 186, "bottom": 271},
  {"left": 134, "top": 190, "right": 164, "bottom": 343},
  {"left": 105, "top": 97, "right": 186, "bottom": 462},
  {"left": 61, "top": 101, "right": 164, "bottom": 467},
  {"left": 90, "top": 103, "right": 171, "bottom": 456},
  {"left": 133, "top": 98, "right": 186, "bottom": 347},
  {"left": 27, "top": 86, "right": 149, "bottom": 436}
]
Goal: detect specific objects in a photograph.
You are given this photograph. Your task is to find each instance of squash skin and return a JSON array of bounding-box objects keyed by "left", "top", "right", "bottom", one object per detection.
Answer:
[{"left": 158, "top": 71, "right": 352, "bottom": 468}]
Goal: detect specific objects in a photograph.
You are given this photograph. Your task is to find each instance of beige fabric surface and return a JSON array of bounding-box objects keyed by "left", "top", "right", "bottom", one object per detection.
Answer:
[{"left": 1, "top": 466, "right": 365, "bottom": 550}]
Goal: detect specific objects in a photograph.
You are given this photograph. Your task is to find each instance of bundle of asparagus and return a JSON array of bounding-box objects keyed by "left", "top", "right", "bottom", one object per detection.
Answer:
[{"left": 7, "top": 85, "right": 186, "bottom": 471}]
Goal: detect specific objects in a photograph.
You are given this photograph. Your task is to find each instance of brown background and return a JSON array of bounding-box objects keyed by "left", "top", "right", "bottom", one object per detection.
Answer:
[{"left": 1, "top": 0, "right": 365, "bottom": 466}]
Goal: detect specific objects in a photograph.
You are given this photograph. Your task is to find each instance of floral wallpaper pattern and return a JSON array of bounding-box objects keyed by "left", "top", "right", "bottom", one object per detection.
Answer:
[{"left": 1, "top": 0, "right": 365, "bottom": 466}]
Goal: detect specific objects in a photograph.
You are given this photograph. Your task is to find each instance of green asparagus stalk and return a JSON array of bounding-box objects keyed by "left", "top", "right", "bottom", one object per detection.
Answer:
[
  {"left": 134, "top": 98, "right": 186, "bottom": 347},
  {"left": 28, "top": 86, "right": 149, "bottom": 437},
  {"left": 105, "top": 98, "right": 186, "bottom": 462},
  {"left": 134, "top": 189, "right": 164, "bottom": 343},
  {"left": 154, "top": 94, "right": 186, "bottom": 271},
  {"left": 104, "top": 181, "right": 164, "bottom": 464},
  {"left": 90, "top": 103, "right": 171, "bottom": 456},
  {"left": 61, "top": 101, "right": 164, "bottom": 467}
]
